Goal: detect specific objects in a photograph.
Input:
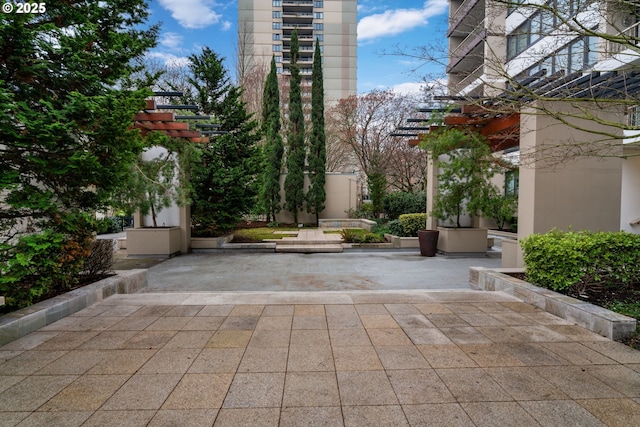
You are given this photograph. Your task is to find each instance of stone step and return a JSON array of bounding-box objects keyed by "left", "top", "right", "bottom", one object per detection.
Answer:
[
  {"left": 271, "top": 238, "right": 343, "bottom": 245},
  {"left": 275, "top": 244, "right": 344, "bottom": 253}
]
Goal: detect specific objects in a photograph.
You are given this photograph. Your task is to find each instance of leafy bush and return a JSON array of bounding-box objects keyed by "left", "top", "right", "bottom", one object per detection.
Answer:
[
  {"left": 386, "top": 219, "right": 405, "bottom": 237},
  {"left": 483, "top": 194, "right": 517, "bottom": 230},
  {"left": 383, "top": 192, "right": 426, "bottom": 220},
  {"left": 345, "top": 203, "right": 376, "bottom": 220},
  {"left": 398, "top": 213, "right": 427, "bottom": 237},
  {"left": 521, "top": 230, "right": 640, "bottom": 293},
  {"left": 340, "top": 228, "right": 385, "bottom": 243},
  {"left": 0, "top": 212, "right": 96, "bottom": 309}
]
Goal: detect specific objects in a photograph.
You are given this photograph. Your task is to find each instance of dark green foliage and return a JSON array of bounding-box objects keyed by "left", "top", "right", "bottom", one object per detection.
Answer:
[
  {"left": 383, "top": 192, "right": 427, "bottom": 220},
  {"left": 521, "top": 230, "right": 640, "bottom": 293},
  {"left": 260, "top": 56, "right": 284, "bottom": 222},
  {"left": 306, "top": 40, "right": 327, "bottom": 225},
  {"left": 0, "top": 212, "right": 96, "bottom": 308},
  {"left": 186, "top": 49, "right": 261, "bottom": 235},
  {"left": 398, "top": 213, "right": 427, "bottom": 237},
  {"left": 340, "top": 228, "right": 385, "bottom": 244},
  {"left": 0, "top": 2, "right": 157, "bottom": 306},
  {"left": 345, "top": 204, "right": 376, "bottom": 220},
  {"left": 386, "top": 219, "right": 405, "bottom": 237},
  {"left": 0, "top": 1, "right": 158, "bottom": 236},
  {"left": 367, "top": 170, "right": 387, "bottom": 218},
  {"left": 284, "top": 29, "right": 306, "bottom": 223}
]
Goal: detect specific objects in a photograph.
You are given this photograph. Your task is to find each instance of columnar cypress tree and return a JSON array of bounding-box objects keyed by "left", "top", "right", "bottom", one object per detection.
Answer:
[
  {"left": 284, "top": 29, "right": 306, "bottom": 224},
  {"left": 306, "top": 39, "right": 326, "bottom": 226},
  {"left": 260, "top": 56, "right": 284, "bottom": 222}
]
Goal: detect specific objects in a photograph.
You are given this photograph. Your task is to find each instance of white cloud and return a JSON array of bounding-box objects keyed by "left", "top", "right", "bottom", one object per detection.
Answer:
[
  {"left": 158, "top": 0, "right": 222, "bottom": 29},
  {"left": 220, "top": 21, "right": 232, "bottom": 32},
  {"left": 357, "top": 0, "right": 448, "bottom": 42},
  {"left": 391, "top": 82, "right": 426, "bottom": 96},
  {"left": 159, "top": 32, "right": 184, "bottom": 50},
  {"left": 146, "top": 51, "right": 191, "bottom": 67}
]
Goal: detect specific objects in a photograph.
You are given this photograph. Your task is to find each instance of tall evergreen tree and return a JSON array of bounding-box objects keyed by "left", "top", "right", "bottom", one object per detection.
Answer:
[
  {"left": 260, "top": 56, "right": 284, "bottom": 222},
  {"left": 0, "top": 1, "right": 158, "bottom": 238},
  {"left": 184, "top": 49, "right": 262, "bottom": 235},
  {"left": 307, "top": 39, "right": 327, "bottom": 226},
  {"left": 283, "top": 29, "right": 306, "bottom": 223}
]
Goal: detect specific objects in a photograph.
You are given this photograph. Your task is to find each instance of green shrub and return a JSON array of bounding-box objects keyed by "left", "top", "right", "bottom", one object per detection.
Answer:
[
  {"left": 386, "top": 219, "right": 404, "bottom": 237},
  {"left": 398, "top": 213, "right": 427, "bottom": 237},
  {"left": 345, "top": 203, "right": 376, "bottom": 220},
  {"left": 521, "top": 230, "right": 640, "bottom": 293},
  {"left": 340, "top": 228, "right": 385, "bottom": 244},
  {"left": 383, "top": 192, "right": 426, "bottom": 220}
]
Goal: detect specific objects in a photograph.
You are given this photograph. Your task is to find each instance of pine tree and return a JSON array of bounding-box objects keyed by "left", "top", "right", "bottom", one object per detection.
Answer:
[
  {"left": 307, "top": 39, "right": 327, "bottom": 226},
  {"left": 284, "top": 29, "right": 306, "bottom": 224},
  {"left": 184, "top": 48, "right": 262, "bottom": 235},
  {"left": 0, "top": 2, "right": 158, "bottom": 235},
  {"left": 260, "top": 56, "right": 284, "bottom": 222}
]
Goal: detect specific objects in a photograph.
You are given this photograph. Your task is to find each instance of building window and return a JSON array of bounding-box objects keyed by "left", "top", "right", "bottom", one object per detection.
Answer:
[
  {"left": 272, "top": 22, "right": 281, "bottom": 30},
  {"left": 272, "top": 11, "right": 281, "bottom": 18},
  {"left": 314, "top": 12, "right": 323, "bottom": 19},
  {"left": 274, "top": 56, "right": 282, "bottom": 63},
  {"left": 507, "top": 23, "right": 529, "bottom": 59},
  {"left": 314, "top": 1, "right": 323, "bottom": 8},
  {"left": 505, "top": 170, "right": 519, "bottom": 198},
  {"left": 273, "top": 44, "right": 282, "bottom": 52},
  {"left": 524, "top": 34, "right": 598, "bottom": 76},
  {"left": 315, "top": 34, "right": 324, "bottom": 42},
  {"left": 272, "top": 0, "right": 281, "bottom": 6},
  {"left": 628, "top": 106, "right": 640, "bottom": 127},
  {"left": 314, "top": 23, "right": 323, "bottom": 31},
  {"left": 273, "top": 33, "right": 281, "bottom": 41}
]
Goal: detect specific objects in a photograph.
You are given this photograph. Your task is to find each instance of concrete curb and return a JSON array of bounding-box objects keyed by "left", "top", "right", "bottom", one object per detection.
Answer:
[
  {"left": 0, "top": 269, "right": 147, "bottom": 346},
  {"left": 469, "top": 267, "right": 637, "bottom": 340}
]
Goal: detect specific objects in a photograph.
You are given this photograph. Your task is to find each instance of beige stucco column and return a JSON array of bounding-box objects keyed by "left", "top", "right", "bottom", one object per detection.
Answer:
[{"left": 514, "top": 101, "right": 625, "bottom": 266}]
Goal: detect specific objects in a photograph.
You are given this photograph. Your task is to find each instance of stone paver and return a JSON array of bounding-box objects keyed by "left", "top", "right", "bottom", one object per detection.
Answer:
[{"left": 0, "top": 290, "right": 639, "bottom": 426}]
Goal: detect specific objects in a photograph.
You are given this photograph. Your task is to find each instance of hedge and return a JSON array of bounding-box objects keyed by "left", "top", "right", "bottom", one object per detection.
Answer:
[
  {"left": 521, "top": 230, "right": 640, "bottom": 292},
  {"left": 398, "top": 213, "right": 427, "bottom": 237}
]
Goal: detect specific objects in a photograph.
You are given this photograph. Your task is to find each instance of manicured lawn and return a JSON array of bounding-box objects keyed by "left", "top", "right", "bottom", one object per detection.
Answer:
[{"left": 231, "top": 227, "right": 299, "bottom": 243}]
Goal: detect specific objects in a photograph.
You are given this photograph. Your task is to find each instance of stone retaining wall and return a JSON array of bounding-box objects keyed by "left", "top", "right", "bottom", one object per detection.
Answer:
[
  {"left": 469, "top": 267, "right": 637, "bottom": 340},
  {"left": 0, "top": 269, "right": 147, "bottom": 346}
]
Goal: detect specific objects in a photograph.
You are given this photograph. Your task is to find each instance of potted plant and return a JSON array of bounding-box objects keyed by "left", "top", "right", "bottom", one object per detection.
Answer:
[
  {"left": 421, "top": 128, "right": 503, "bottom": 254},
  {"left": 116, "top": 132, "right": 197, "bottom": 257}
]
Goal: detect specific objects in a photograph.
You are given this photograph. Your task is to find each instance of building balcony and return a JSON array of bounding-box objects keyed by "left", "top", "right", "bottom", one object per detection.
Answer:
[
  {"left": 447, "top": 0, "right": 484, "bottom": 38},
  {"left": 605, "top": 21, "right": 640, "bottom": 58},
  {"left": 447, "top": 25, "right": 487, "bottom": 73}
]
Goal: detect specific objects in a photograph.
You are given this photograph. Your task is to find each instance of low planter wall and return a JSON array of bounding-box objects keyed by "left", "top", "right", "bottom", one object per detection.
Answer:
[
  {"left": 0, "top": 269, "right": 147, "bottom": 346},
  {"left": 384, "top": 234, "right": 419, "bottom": 249},
  {"left": 319, "top": 219, "right": 376, "bottom": 231},
  {"left": 469, "top": 267, "right": 637, "bottom": 340},
  {"left": 191, "top": 235, "right": 234, "bottom": 249}
]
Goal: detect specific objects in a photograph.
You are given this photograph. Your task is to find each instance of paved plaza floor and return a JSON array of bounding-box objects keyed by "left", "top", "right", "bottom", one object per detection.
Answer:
[{"left": 0, "top": 252, "right": 639, "bottom": 426}]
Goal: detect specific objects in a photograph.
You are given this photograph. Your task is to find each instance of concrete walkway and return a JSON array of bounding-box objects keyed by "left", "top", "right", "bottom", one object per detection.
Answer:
[{"left": 0, "top": 252, "right": 639, "bottom": 426}]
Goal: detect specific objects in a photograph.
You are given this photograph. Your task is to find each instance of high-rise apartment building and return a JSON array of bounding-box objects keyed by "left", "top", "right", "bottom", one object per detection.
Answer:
[
  {"left": 238, "top": 0, "right": 357, "bottom": 103},
  {"left": 442, "top": 0, "right": 640, "bottom": 265}
]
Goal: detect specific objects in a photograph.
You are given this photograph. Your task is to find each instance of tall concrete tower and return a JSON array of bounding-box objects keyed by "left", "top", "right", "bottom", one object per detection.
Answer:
[{"left": 238, "top": 0, "right": 357, "bottom": 103}]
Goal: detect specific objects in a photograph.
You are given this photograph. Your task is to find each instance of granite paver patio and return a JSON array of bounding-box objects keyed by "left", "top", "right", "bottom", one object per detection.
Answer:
[{"left": 1, "top": 290, "right": 639, "bottom": 426}]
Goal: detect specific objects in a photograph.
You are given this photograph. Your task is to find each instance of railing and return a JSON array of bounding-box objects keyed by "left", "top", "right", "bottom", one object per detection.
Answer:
[
  {"left": 454, "top": 64, "right": 485, "bottom": 92},
  {"left": 449, "top": 19, "right": 486, "bottom": 61},
  {"left": 606, "top": 21, "right": 640, "bottom": 58}
]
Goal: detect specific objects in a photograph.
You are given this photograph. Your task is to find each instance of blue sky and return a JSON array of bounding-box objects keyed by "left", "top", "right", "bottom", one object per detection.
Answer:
[{"left": 145, "top": 0, "right": 449, "bottom": 94}]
